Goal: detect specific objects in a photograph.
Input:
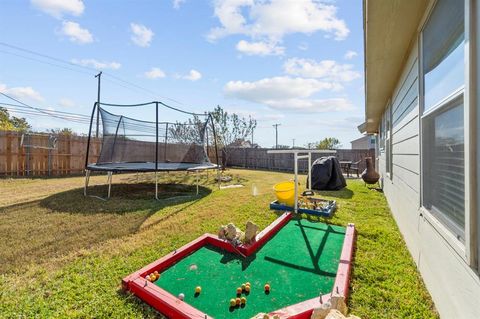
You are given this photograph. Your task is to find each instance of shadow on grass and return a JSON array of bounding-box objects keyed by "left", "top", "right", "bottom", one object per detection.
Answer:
[
  {"left": 314, "top": 186, "right": 354, "bottom": 199},
  {"left": 0, "top": 183, "right": 211, "bottom": 273},
  {"left": 40, "top": 183, "right": 211, "bottom": 214}
]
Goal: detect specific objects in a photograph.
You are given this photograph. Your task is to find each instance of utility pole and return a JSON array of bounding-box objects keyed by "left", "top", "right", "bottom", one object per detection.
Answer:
[
  {"left": 251, "top": 131, "right": 254, "bottom": 146},
  {"left": 273, "top": 123, "right": 281, "bottom": 149},
  {"left": 95, "top": 71, "right": 102, "bottom": 138},
  {"left": 292, "top": 138, "right": 295, "bottom": 148}
]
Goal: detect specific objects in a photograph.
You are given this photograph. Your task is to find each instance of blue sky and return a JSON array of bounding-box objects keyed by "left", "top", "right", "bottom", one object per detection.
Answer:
[{"left": 0, "top": 0, "right": 364, "bottom": 148}]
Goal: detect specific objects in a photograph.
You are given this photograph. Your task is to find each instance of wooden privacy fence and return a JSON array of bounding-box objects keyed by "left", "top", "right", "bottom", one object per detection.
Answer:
[
  {"left": 0, "top": 131, "right": 101, "bottom": 176},
  {"left": 225, "top": 148, "right": 376, "bottom": 173},
  {"left": 0, "top": 131, "right": 220, "bottom": 177}
]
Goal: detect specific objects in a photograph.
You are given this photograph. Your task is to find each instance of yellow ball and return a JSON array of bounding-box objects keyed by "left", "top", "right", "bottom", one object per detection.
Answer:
[
  {"left": 195, "top": 286, "right": 201, "bottom": 294},
  {"left": 229, "top": 298, "right": 236, "bottom": 307},
  {"left": 263, "top": 315, "right": 270, "bottom": 319},
  {"left": 241, "top": 284, "right": 246, "bottom": 290},
  {"left": 245, "top": 282, "right": 251, "bottom": 287},
  {"left": 245, "top": 285, "right": 251, "bottom": 293},
  {"left": 240, "top": 297, "right": 246, "bottom": 304}
]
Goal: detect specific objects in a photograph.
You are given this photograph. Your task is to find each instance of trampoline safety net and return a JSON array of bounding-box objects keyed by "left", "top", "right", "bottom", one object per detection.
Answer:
[{"left": 85, "top": 102, "right": 219, "bottom": 172}]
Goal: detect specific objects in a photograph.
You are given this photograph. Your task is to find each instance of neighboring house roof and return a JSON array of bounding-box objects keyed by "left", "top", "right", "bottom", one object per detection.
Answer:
[
  {"left": 350, "top": 135, "right": 370, "bottom": 144},
  {"left": 363, "top": 0, "right": 429, "bottom": 133}
]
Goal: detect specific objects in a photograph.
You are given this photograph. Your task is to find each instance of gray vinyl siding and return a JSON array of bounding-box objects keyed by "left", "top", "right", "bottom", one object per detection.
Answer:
[{"left": 377, "top": 38, "right": 480, "bottom": 318}]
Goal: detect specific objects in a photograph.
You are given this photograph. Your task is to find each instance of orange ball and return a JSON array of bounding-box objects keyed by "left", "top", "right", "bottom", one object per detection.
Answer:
[
  {"left": 235, "top": 297, "right": 241, "bottom": 305},
  {"left": 264, "top": 284, "right": 270, "bottom": 291},
  {"left": 245, "top": 285, "right": 251, "bottom": 293},
  {"left": 236, "top": 287, "right": 242, "bottom": 295}
]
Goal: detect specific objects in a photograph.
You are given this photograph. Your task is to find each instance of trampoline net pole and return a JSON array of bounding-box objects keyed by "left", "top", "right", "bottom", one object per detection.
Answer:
[{"left": 294, "top": 153, "right": 298, "bottom": 213}]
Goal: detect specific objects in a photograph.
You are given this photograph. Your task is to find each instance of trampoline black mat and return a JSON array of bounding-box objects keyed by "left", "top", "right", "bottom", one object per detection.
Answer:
[{"left": 87, "top": 162, "right": 218, "bottom": 172}]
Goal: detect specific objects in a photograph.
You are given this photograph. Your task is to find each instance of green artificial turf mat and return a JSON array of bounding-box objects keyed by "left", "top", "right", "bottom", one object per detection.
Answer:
[{"left": 154, "top": 219, "right": 346, "bottom": 318}]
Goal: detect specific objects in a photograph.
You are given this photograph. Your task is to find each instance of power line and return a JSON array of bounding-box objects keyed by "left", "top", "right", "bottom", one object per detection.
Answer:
[{"left": 0, "top": 41, "right": 188, "bottom": 108}]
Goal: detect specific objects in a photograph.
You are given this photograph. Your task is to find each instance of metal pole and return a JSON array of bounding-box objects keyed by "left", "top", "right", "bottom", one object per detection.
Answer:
[
  {"left": 294, "top": 152, "right": 298, "bottom": 213},
  {"left": 84, "top": 169, "right": 90, "bottom": 197},
  {"left": 308, "top": 153, "right": 312, "bottom": 190},
  {"left": 107, "top": 171, "right": 112, "bottom": 199},
  {"left": 196, "top": 171, "right": 199, "bottom": 195},
  {"left": 95, "top": 71, "right": 102, "bottom": 138},
  {"left": 155, "top": 102, "right": 159, "bottom": 200},
  {"left": 273, "top": 123, "right": 281, "bottom": 148},
  {"left": 164, "top": 123, "right": 168, "bottom": 162},
  {"left": 85, "top": 102, "right": 97, "bottom": 169}
]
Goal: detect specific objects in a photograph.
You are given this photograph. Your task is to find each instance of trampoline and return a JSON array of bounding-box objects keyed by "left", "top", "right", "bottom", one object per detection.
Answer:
[{"left": 84, "top": 101, "right": 219, "bottom": 199}]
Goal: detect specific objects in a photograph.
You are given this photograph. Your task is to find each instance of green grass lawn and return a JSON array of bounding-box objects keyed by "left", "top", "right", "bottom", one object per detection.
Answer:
[{"left": 0, "top": 169, "right": 438, "bottom": 318}]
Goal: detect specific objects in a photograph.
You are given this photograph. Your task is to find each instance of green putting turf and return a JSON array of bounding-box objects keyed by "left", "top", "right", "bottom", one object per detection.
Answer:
[{"left": 155, "top": 219, "right": 346, "bottom": 318}]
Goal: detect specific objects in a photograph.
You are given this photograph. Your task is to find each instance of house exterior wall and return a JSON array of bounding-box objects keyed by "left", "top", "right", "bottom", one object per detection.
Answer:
[
  {"left": 377, "top": 40, "right": 480, "bottom": 318},
  {"left": 350, "top": 135, "right": 375, "bottom": 150}
]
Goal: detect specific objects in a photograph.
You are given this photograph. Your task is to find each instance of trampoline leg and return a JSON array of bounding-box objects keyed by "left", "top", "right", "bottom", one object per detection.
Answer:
[
  {"left": 107, "top": 171, "right": 113, "bottom": 199},
  {"left": 155, "top": 171, "right": 159, "bottom": 200},
  {"left": 196, "top": 171, "right": 199, "bottom": 195},
  {"left": 84, "top": 169, "right": 91, "bottom": 197}
]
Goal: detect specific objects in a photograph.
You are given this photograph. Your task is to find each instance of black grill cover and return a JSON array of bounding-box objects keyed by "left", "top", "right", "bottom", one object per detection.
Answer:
[{"left": 309, "top": 156, "right": 346, "bottom": 191}]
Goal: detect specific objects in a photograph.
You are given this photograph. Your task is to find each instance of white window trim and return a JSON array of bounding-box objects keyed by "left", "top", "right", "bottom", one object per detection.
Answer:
[
  {"left": 465, "top": 0, "right": 478, "bottom": 269},
  {"left": 418, "top": 0, "right": 477, "bottom": 268}
]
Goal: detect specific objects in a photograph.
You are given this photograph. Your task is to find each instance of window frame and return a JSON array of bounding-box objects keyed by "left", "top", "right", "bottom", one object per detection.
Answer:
[
  {"left": 418, "top": 0, "right": 477, "bottom": 267},
  {"left": 385, "top": 103, "right": 393, "bottom": 178}
]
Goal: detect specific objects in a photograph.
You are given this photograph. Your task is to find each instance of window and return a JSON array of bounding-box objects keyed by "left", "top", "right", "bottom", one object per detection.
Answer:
[
  {"left": 385, "top": 105, "right": 392, "bottom": 175},
  {"left": 421, "top": 0, "right": 465, "bottom": 242}
]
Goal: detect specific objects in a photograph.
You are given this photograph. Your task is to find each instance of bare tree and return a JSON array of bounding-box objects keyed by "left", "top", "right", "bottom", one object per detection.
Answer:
[{"left": 209, "top": 106, "right": 257, "bottom": 167}]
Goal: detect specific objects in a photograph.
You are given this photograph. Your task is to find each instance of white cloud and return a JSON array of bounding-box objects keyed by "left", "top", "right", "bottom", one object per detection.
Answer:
[
  {"left": 179, "top": 69, "right": 202, "bottom": 81},
  {"left": 173, "top": 0, "right": 185, "bottom": 9},
  {"left": 266, "top": 97, "right": 352, "bottom": 112},
  {"left": 58, "top": 98, "right": 75, "bottom": 107},
  {"left": 223, "top": 76, "right": 351, "bottom": 112},
  {"left": 130, "top": 23, "right": 154, "bottom": 47},
  {"left": 71, "top": 59, "right": 121, "bottom": 70},
  {"left": 236, "top": 40, "right": 285, "bottom": 56},
  {"left": 226, "top": 108, "right": 285, "bottom": 121},
  {"left": 344, "top": 50, "right": 358, "bottom": 59},
  {"left": 60, "top": 21, "right": 93, "bottom": 44},
  {"left": 144, "top": 67, "right": 166, "bottom": 79},
  {"left": 208, "top": 0, "right": 349, "bottom": 43},
  {"left": 31, "top": 0, "right": 84, "bottom": 18},
  {"left": 283, "top": 58, "right": 361, "bottom": 82},
  {"left": 0, "top": 83, "right": 44, "bottom": 102},
  {"left": 225, "top": 76, "right": 341, "bottom": 101}
]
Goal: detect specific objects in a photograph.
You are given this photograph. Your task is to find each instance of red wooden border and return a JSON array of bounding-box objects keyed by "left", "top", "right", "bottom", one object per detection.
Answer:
[{"left": 122, "top": 214, "right": 356, "bottom": 319}]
